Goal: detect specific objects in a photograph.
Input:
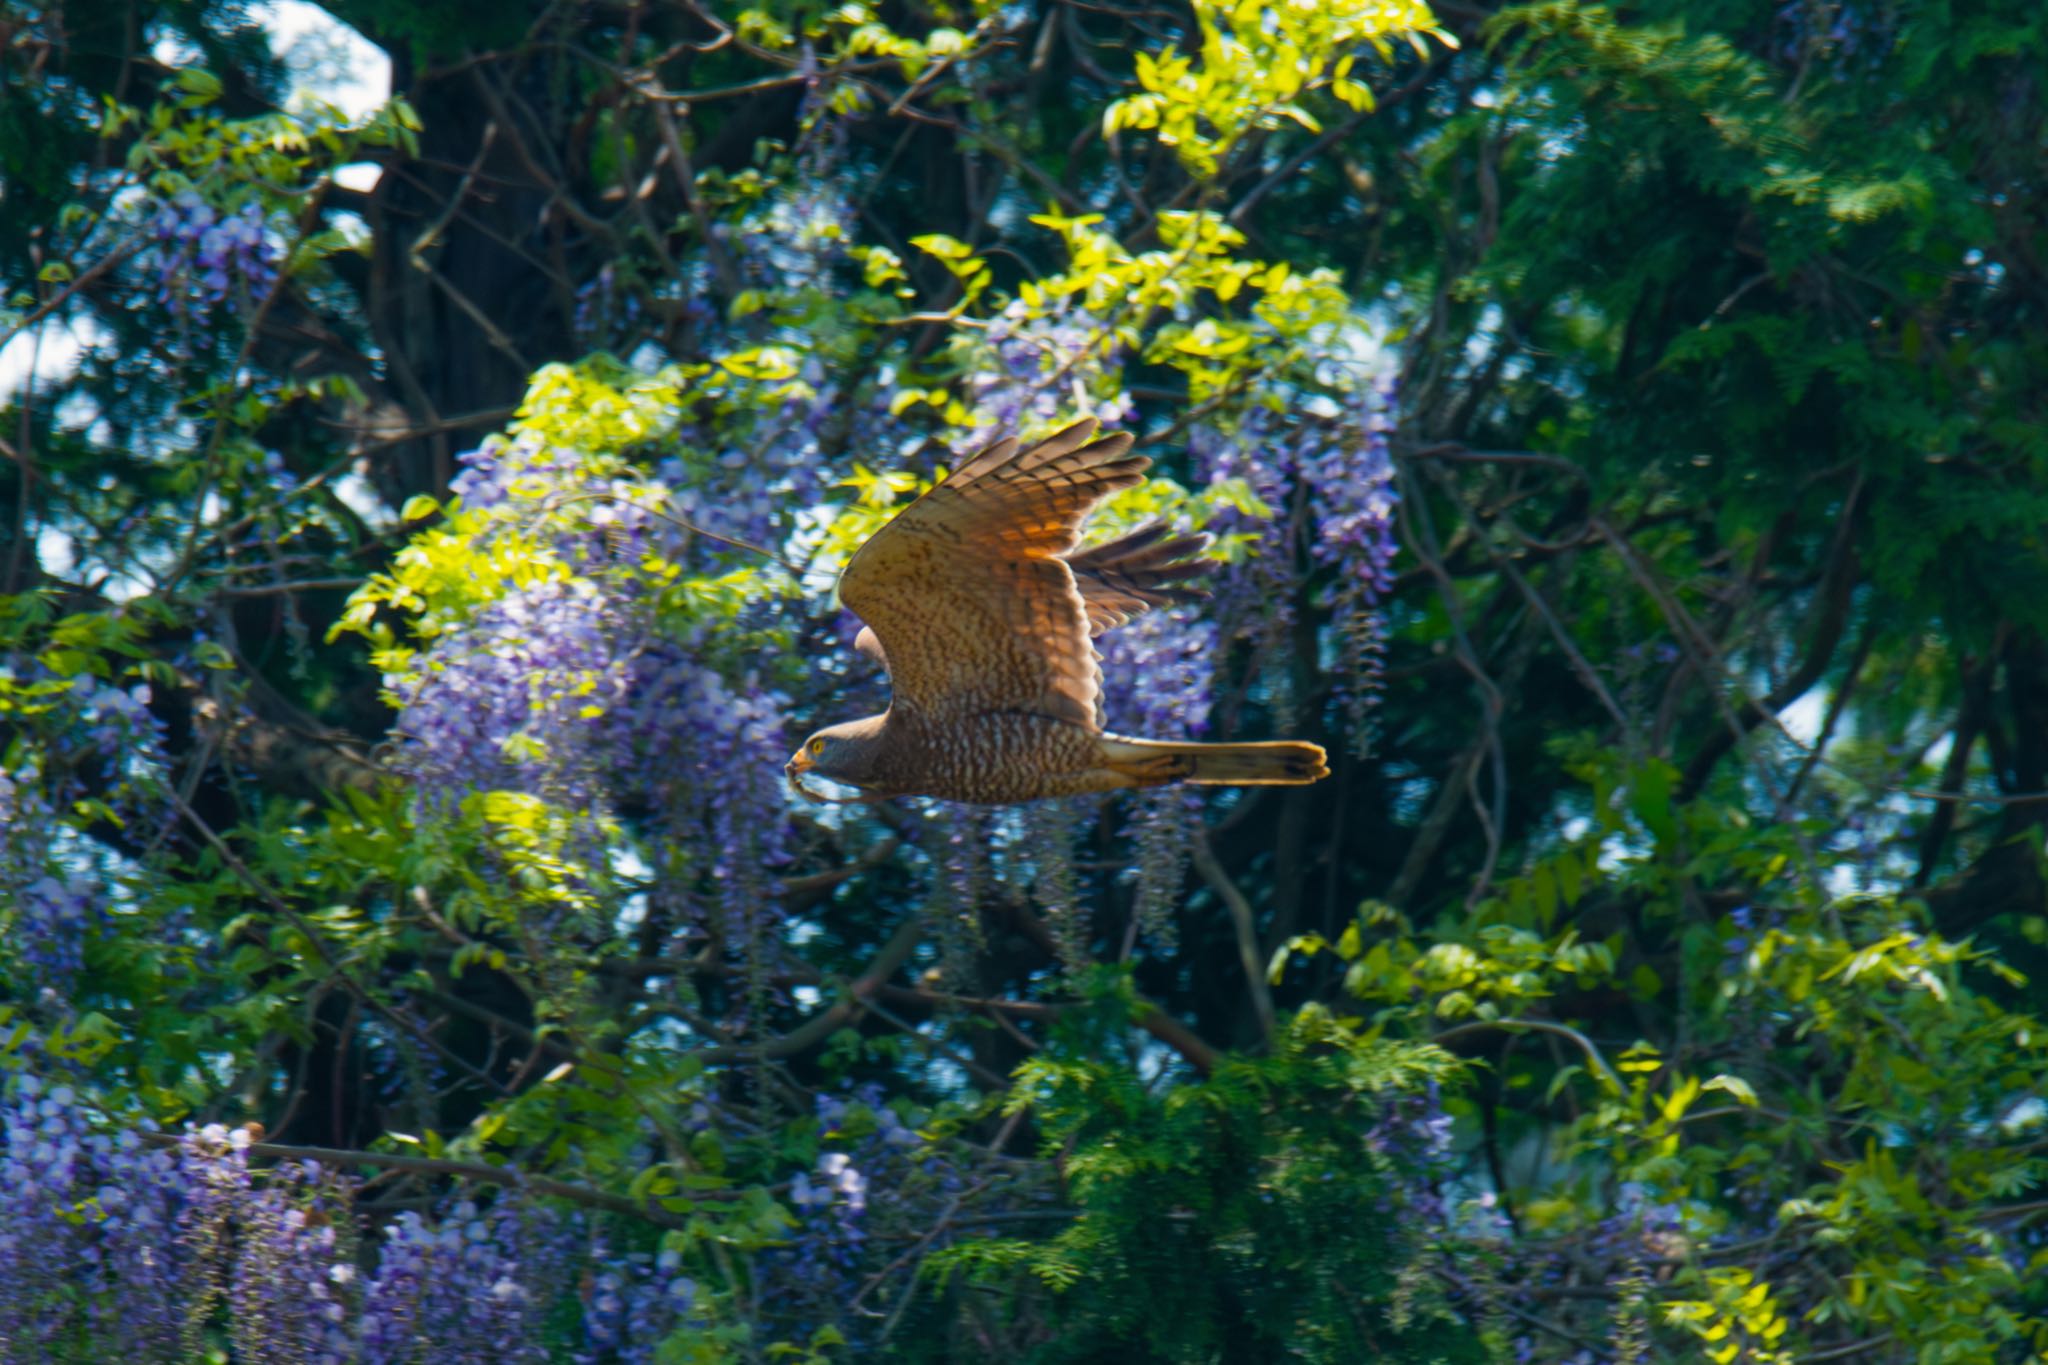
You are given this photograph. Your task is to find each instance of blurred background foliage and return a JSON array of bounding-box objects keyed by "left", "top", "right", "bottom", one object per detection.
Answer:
[{"left": 1, "top": 0, "right": 2046, "bottom": 1359}]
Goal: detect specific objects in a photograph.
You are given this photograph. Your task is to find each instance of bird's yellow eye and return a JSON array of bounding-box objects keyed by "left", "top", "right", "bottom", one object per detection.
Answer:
[{"left": 809, "top": 738, "right": 826, "bottom": 755}]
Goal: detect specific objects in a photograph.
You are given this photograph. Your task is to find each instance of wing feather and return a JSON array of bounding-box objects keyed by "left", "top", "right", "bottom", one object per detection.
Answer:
[
  {"left": 1062, "top": 525, "right": 1216, "bottom": 634},
  {"left": 852, "top": 525, "right": 1212, "bottom": 662},
  {"left": 838, "top": 419, "right": 1147, "bottom": 731}
]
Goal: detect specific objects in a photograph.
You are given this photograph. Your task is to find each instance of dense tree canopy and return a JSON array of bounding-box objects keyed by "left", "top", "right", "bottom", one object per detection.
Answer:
[{"left": 2, "top": 0, "right": 2045, "bottom": 1359}]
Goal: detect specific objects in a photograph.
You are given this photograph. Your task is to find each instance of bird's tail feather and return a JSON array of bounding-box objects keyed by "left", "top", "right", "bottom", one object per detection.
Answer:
[{"left": 1095, "top": 734, "right": 1329, "bottom": 787}]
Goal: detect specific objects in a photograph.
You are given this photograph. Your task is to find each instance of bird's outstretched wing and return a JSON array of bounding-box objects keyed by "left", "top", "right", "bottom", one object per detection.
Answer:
[
  {"left": 838, "top": 419, "right": 1147, "bottom": 732},
  {"left": 851, "top": 522, "right": 1214, "bottom": 663}
]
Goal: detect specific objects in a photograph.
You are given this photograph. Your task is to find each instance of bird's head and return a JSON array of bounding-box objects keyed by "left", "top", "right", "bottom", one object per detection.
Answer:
[{"left": 786, "top": 714, "right": 888, "bottom": 794}]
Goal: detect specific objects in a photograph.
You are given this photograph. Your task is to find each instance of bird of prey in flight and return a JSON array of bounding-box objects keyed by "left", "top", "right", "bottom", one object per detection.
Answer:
[{"left": 786, "top": 419, "right": 1329, "bottom": 805}]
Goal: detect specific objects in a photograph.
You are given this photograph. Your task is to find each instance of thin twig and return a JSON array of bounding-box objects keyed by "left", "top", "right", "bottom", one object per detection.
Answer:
[
  {"left": 136, "top": 1133, "right": 724, "bottom": 1227},
  {"left": 1422, "top": 461, "right": 1632, "bottom": 734},
  {"left": 1432, "top": 1018, "right": 1624, "bottom": 1093},
  {"left": 1193, "top": 832, "right": 1276, "bottom": 1043},
  {"left": 1907, "top": 789, "right": 2048, "bottom": 805},
  {"left": 1802, "top": 1334, "right": 1896, "bottom": 1362}
]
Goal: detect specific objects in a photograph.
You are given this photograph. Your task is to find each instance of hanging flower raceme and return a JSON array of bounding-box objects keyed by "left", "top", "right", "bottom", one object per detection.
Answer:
[
  {"left": 0, "top": 657, "right": 167, "bottom": 992},
  {"left": 1194, "top": 410, "right": 1304, "bottom": 701},
  {"left": 390, "top": 575, "right": 628, "bottom": 819},
  {"left": 140, "top": 192, "right": 279, "bottom": 316},
  {"left": 358, "top": 1200, "right": 570, "bottom": 1364},
  {"left": 760, "top": 1086, "right": 974, "bottom": 1349},
  {"left": 1299, "top": 373, "right": 1400, "bottom": 742},
  {"left": 0, "top": 1072, "right": 710, "bottom": 1360},
  {"left": 1099, "top": 610, "right": 1218, "bottom": 946},
  {"left": 379, "top": 431, "right": 799, "bottom": 954},
  {"left": 1193, "top": 367, "right": 1402, "bottom": 746},
  {"left": 662, "top": 365, "right": 834, "bottom": 559},
  {"left": 581, "top": 1241, "right": 700, "bottom": 1364}
]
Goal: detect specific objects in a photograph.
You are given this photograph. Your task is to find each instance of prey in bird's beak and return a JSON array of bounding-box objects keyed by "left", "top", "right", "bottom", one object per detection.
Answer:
[
  {"left": 784, "top": 750, "right": 824, "bottom": 804},
  {"left": 785, "top": 748, "right": 874, "bottom": 806}
]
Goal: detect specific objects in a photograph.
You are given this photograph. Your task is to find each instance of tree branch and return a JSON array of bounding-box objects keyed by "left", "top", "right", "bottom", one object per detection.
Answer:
[
  {"left": 1678, "top": 475, "right": 1863, "bottom": 796},
  {"left": 139, "top": 1132, "right": 723, "bottom": 1228},
  {"left": 691, "top": 912, "right": 925, "bottom": 1065}
]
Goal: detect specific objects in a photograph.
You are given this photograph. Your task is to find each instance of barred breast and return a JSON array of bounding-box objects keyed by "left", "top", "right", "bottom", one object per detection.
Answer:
[{"left": 895, "top": 710, "right": 1107, "bottom": 804}]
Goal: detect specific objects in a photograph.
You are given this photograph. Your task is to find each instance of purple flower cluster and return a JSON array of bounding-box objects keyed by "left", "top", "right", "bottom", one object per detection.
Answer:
[
  {"left": 0, "top": 1073, "right": 721, "bottom": 1360},
  {"left": 0, "top": 1073, "right": 138, "bottom": 1354},
  {"left": 1300, "top": 379, "right": 1400, "bottom": 593},
  {"left": 1770, "top": 0, "right": 1896, "bottom": 70},
  {"left": 0, "top": 1079, "right": 230, "bottom": 1360},
  {"left": 790, "top": 1150, "right": 870, "bottom": 1221},
  {"left": 10, "top": 869, "right": 93, "bottom": 990},
  {"left": 142, "top": 192, "right": 279, "bottom": 315},
  {"left": 1124, "top": 788, "right": 1202, "bottom": 948},
  {"left": 573, "top": 264, "right": 646, "bottom": 350},
  {"left": 649, "top": 116, "right": 856, "bottom": 362},
  {"left": 662, "top": 384, "right": 832, "bottom": 562},
  {"left": 1368, "top": 1079, "right": 1457, "bottom": 1175},
  {"left": 229, "top": 1158, "right": 360, "bottom": 1364},
  {"left": 400, "top": 439, "right": 796, "bottom": 906},
  {"left": 647, "top": 655, "right": 796, "bottom": 966},
  {"left": 1441, "top": 1166, "right": 1718, "bottom": 1365},
  {"left": 392, "top": 581, "right": 796, "bottom": 955},
  {"left": 1299, "top": 375, "right": 1400, "bottom": 736},
  {"left": 1025, "top": 797, "right": 1091, "bottom": 974},
  {"left": 359, "top": 1200, "right": 568, "bottom": 1363},
  {"left": 68, "top": 678, "right": 165, "bottom": 765},
  {"left": 923, "top": 800, "right": 999, "bottom": 984},
  {"left": 814, "top": 1086, "right": 921, "bottom": 1158},
  {"left": 89, "top": 1134, "right": 193, "bottom": 1356},
  {"left": 776, "top": 1131, "right": 878, "bottom": 1302},
  {"left": 0, "top": 670, "right": 166, "bottom": 991},
  {"left": 962, "top": 304, "right": 1133, "bottom": 442},
  {"left": 1098, "top": 608, "right": 1216, "bottom": 739},
  {"left": 734, "top": 170, "right": 855, "bottom": 301},
  {"left": 1193, "top": 412, "right": 1305, "bottom": 717},
  {"left": 1195, "top": 405, "right": 1296, "bottom": 528},
  {"left": 1193, "top": 375, "right": 1401, "bottom": 741},
  {"left": 580, "top": 1242, "right": 698, "bottom": 1364},
  {"left": 392, "top": 577, "right": 624, "bottom": 815},
  {"left": 762, "top": 1086, "right": 948, "bottom": 1345}
]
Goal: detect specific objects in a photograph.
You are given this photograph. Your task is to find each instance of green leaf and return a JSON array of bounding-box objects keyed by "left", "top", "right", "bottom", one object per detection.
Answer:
[
  {"left": 174, "top": 68, "right": 224, "bottom": 103},
  {"left": 1703, "top": 1073, "right": 1760, "bottom": 1107}
]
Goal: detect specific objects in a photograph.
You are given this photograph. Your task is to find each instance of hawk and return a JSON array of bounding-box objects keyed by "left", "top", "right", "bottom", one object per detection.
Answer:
[{"left": 786, "top": 419, "right": 1329, "bottom": 805}]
